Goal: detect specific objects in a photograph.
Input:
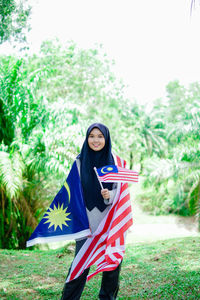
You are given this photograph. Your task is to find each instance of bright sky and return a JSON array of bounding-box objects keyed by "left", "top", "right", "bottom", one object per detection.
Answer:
[{"left": 2, "top": 0, "right": 200, "bottom": 105}]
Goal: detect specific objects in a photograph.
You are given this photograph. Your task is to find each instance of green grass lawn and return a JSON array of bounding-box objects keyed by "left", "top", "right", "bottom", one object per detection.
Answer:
[{"left": 0, "top": 237, "right": 199, "bottom": 299}]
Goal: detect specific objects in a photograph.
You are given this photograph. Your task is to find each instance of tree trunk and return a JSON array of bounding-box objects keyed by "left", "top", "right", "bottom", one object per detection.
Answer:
[
  {"left": 198, "top": 182, "right": 200, "bottom": 232},
  {"left": 130, "top": 151, "right": 133, "bottom": 169}
]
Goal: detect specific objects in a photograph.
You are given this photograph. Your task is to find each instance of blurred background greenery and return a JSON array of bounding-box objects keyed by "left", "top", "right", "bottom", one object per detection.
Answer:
[{"left": 0, "top": 0, "right": 199, "bottom": 249}]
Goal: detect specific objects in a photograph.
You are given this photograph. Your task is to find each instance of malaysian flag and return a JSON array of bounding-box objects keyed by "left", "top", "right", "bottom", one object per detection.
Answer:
[
  {"left": 26, "top": 162, "right": 91, "bottom": 247},
  {"left": 96, "top": 165, "right": 139, "bottom": 183},
  {"left": 66, "top": 155, "right": 133, "bottom": 282}
]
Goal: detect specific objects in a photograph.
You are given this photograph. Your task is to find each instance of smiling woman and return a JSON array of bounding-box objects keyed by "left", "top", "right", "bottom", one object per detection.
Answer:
[
  {"left": 60, "top": 122, "right": 132, "bottom": 300},
  {"left": 88, "top": 128, "right": 105, "bottom": 151}
]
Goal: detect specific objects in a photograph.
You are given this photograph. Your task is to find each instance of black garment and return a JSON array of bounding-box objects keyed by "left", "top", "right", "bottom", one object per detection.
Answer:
[
  {"left": 61, "top": 265, "right": 121, "bottom": 300},
  {"left": 61, "top": 268, "right": 90, "bottom": 300},
  {"left": 61, "top": 240, "right": 88, "bottom": 300},
  {"left": 99, "top": 263, "right": 121, "bottom": 300},
  {"left": 61, "top": 240, "right": 121, "bottom": 300},
  {"left": 78, "top": 123, "right": 114, "bottom": 212}
]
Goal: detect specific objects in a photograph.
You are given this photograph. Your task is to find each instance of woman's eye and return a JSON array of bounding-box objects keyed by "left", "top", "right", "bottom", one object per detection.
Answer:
[{"left": 89, "top": 135, "right": 103, "bottom": 139}]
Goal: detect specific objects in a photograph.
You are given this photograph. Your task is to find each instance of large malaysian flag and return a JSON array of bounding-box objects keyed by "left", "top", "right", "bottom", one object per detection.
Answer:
[
  {"left": 66, "top": 155, "right": 133, "bottom": 282},
  {"left": 26, "top": 162, "right": 91, "bottom": 247}
]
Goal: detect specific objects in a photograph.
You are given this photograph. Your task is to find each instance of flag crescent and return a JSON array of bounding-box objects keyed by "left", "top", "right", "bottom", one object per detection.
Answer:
[
  {"left": 101, "top": 166, "right": 113, "bottom": 174},
  {"left": 64, "top": 182, "right": 71, "bottom": 203}
]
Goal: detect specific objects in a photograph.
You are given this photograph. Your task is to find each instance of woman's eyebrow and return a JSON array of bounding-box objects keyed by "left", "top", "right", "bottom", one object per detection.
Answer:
[{"left": 88, "top": 133, "right": 103, "bottom": 137}]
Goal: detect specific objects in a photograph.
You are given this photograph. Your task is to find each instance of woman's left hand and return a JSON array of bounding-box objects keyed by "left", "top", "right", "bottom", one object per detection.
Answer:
[{"left": 101, "top": 189, "right": 110, "bottom": 200}]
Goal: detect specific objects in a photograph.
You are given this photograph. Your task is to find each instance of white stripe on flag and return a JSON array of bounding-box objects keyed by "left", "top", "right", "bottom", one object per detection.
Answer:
[
  {"left": 109, "top": 212, "right": 132, "bottom": 238},
  {"left": 66, "top": 155, "right": 133, "bottom": 283},
  {"left": 113, "top": 200, "right": 131, "bottom": 220}
]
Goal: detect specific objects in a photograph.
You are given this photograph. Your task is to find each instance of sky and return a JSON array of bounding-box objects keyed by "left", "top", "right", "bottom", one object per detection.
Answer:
[{"left": 1, "top": 0, "right": 200, "bottom": 106}]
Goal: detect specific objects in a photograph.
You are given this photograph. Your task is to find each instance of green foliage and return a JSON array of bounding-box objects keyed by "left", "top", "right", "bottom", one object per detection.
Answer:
[
  {"left": 0, "top": 40, "right": 134, "bottom": 248},
  {"left": 138, "top": 81, "right": 200, "bottom": 228},
  {"left": 0, "top": 56, "right": 46, "bottom": 145},
  {"left": 27, "top": 40, "right": 134, "bottom": 169},
  {"left": 0, "top": 54, "right": 48, "bottom": 248},
  {"left": 0, "top": 0, "right": 31, "bottom": 44},
  {"left": 1, "top": 38, "right": 200, "bottom": 249},
  {"left": 0, "top": 150, "right": 24, "bottom": 199}
]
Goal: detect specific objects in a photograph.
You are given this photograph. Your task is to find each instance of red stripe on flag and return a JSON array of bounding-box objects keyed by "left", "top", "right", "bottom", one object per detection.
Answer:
[
  {"left": 116, "top": 155, "right": 122, "bottom": 167},
  {"left": 110, "top": 206, "right": 132, "bottom": 230},
  {"left": 121, "top": 182, "right": 128, "bottom": 193},
  {"left": 67, "top": 156, "right": 133, "bottom": 283},
  {"left": 113, "top": 252, "right": 123, "bottom": 260},
  {"left": 120, "top": 234, "right": 124, "bottom": 246},
  {"left": 87, "top": 248, "right": 105, "bottom": 267},
  {"left": 105, "top": 253, "right": 123, "bottom": 265},
  {"left": 115, "top": 193, "right": 130, "bottom": 211},
  {"left": 101, "top": 176, "right": 138, "bottom": 182},
  {"left": 87, "top": 264, "right": 119, "bottom": 281},
  {"left": 107, "top": 218, "right": 133, "bottom": 246},
  {"left": 111, "top": 240, "right": 116, "bottom": 247}
]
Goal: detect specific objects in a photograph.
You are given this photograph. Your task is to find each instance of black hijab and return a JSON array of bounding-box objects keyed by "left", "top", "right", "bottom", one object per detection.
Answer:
[{"left": 78, "top": 123, "right": 114, "bottom": 212}]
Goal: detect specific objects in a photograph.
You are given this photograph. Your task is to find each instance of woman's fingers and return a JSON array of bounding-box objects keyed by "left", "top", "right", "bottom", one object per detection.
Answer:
[{"left": 101, "top": 189, "right": 110, "bottom": 199}]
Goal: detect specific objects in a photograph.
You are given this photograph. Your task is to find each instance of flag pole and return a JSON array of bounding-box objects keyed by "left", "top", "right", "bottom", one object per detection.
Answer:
[{"left": 94, "top": 167, "right": 104, "bottom": 190}]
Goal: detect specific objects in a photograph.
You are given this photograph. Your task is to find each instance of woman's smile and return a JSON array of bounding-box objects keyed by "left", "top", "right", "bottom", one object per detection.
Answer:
[{"left": 88, "top": 128, "right": 105, "bottom": 151}]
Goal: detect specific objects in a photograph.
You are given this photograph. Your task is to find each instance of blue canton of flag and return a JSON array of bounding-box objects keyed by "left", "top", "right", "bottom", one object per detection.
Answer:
[
  {"left": 97, "top": 165, "right": 118, "bottom": 177},
  {"left": 26, "top": 162, "right": 91, "bottom": 247}
]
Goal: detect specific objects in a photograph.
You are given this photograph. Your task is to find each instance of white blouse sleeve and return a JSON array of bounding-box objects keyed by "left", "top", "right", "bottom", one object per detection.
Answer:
[{"left": 103, "top": 183, "right": 118, "bottom": 205}]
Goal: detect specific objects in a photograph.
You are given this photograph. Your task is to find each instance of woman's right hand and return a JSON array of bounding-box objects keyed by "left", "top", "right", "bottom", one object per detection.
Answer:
[{"left": 101, "top": 189, "right": 110, "bottom": 200}]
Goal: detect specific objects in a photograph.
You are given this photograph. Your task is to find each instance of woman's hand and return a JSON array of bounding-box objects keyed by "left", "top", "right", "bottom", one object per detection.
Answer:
[{"left": 101, "top": 189, "right": 110, "bottom": 200}]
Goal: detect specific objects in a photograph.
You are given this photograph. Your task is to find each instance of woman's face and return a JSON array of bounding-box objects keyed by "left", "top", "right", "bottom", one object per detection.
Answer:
[{"left": 88, "top": 128, "right": 105, "bottom": 151}]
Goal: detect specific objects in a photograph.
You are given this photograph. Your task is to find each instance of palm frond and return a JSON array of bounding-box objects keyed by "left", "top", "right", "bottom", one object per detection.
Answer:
[
  {"left": 0, "top": 150, "right": 24, "bottom": 200},
  {"left": 144, "top": 158, "right": 174, "bottom": 182},
  {"left": 185, "top": 169, "right": 200, "bottom": 183}
]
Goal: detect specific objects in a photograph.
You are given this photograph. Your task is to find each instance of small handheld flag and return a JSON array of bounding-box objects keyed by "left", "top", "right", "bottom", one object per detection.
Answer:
[
  {"left": 26, "top": 162, "right": 91, "bottom": 247},
  {"left": 96, "top": 165, "right": 139, "bottom": 183}
]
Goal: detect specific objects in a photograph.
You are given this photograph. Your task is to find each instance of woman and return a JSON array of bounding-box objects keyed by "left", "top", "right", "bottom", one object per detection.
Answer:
[{"left": 61, "top": 123, "right": 129, "bottom": 300}]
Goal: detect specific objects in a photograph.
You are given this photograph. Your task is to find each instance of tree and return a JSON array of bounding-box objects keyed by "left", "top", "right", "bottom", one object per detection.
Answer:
[
  {"left": 137, "top": 81, "right": 200, "bottom": 230},
  {"left": 0, "top": 55, "right": 48, "bottom": 248},
  {"left": 0, "top": 0, "right": 31, "bottom": 45},
  {"left": 0, "top": 40, "right": 135, "bottom": 248},
  {"left": 27, "top": 40, "right": 134, "bottom": 169}
]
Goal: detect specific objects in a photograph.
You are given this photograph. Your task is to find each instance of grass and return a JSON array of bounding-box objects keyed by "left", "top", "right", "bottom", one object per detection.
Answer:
[{"left": 0, "top": 237, "right": 200, "bottom": 299}]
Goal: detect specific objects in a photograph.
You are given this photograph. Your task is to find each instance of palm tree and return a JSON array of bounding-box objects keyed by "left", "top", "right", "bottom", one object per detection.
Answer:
[
  {"left": 138, "top": 108, "right": 167, "bottom": 172},
  {"left": 0, "top": 136, "right": 49, "bottom": 248},
  {"left": 0, "top": 55, "right": 48, "bottom": 248}
]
